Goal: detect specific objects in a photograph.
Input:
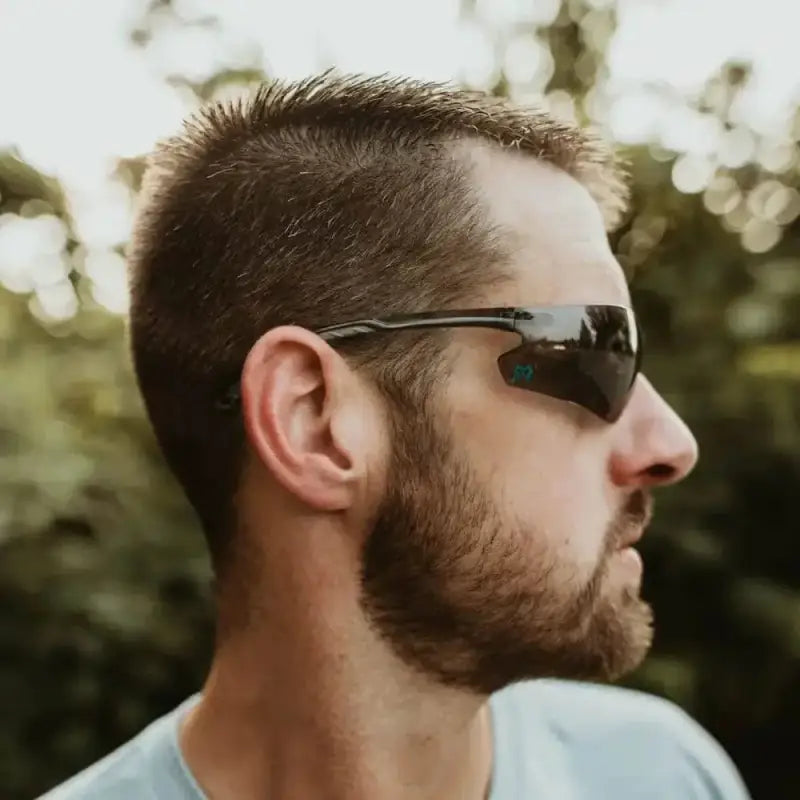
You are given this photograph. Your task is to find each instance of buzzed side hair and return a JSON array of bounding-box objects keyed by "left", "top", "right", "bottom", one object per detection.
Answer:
[{"left": 127, "top": 72, "right": 628, "bottom": 571}]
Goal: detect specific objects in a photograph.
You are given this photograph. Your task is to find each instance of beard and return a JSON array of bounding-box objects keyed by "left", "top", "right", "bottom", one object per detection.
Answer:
[{"left": 359, "top": 401, "right": 654, "bottom": 695}]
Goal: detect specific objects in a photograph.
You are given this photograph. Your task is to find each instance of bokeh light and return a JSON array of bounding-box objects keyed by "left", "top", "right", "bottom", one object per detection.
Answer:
[
  {"left": 503, "top": 34, "right": 553, "bottom": 88},
  {"left": 671, "top": 154, "right": 716, "bottom": 195}
]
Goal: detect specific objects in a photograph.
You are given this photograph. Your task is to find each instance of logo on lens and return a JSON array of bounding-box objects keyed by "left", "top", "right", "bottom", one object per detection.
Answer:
[{"left": 510, "top": 364, "right": 535, "bottom": 384}]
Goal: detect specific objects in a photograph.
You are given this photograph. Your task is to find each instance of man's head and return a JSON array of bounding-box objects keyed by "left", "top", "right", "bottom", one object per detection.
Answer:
[{"left": 128, "top": 73, "right": 697, "bottom": 694}]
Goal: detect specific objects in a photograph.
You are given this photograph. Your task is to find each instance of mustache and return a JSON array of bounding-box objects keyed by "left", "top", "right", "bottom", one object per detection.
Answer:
[{"left": 612, "top": 489, "right": 654, "bottom": 548}]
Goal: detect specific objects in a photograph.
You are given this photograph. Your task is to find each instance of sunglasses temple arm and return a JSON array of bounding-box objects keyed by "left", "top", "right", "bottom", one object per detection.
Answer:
[{"left": 316, "top": 315, "right": 518, "bottom": 340}]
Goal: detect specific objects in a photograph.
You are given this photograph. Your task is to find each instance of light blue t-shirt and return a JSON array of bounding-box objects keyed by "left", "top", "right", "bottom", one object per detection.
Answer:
[{"left": 40, "top": 679, "right": 751, "bottom": 799}]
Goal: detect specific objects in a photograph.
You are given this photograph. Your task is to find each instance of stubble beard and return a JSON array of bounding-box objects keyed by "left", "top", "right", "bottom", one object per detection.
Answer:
[{"left": 359, "top": 405, "right": 654, "bottom": 695}]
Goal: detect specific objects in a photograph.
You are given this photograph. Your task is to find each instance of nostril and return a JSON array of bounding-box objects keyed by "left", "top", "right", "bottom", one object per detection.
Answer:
[{"left": 647, "top": 463, "right": 676, "bottom": 481}]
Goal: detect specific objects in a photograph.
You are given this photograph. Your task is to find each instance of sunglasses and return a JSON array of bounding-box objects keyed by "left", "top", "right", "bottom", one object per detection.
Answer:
[{"left": 217, "top": 305, "right": 642, "bottom": 423}]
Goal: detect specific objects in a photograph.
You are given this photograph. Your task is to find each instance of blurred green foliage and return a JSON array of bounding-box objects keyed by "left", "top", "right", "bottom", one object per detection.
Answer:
[{"left": 2, "top": 1, "right": 799, "bottom": 798}]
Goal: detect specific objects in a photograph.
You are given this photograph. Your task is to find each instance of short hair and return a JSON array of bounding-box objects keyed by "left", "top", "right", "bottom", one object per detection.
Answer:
[{"left": 127, "top": 71, "right": 628, "bottom": 571}]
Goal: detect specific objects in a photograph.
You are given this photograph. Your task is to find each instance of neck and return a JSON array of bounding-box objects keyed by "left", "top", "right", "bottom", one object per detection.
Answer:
[{"left": 180, "top": 522, "right": 495, "bottom": 800}]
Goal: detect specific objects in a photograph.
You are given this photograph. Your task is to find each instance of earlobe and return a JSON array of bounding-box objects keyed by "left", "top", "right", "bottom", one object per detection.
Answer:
[{"left": 239, "top": 326, "right": 362, "bottom": 511}]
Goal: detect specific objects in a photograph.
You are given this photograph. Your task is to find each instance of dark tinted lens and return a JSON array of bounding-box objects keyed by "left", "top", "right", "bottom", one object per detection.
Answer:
[
  {"left": 497, "top": 306, "right": 639, "bottom": 422},
  {"left": 576, "top": 347, "right": 638, "bottom": 421}
]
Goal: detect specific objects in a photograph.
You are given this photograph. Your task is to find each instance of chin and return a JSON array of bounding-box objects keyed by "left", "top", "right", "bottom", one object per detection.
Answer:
[{"left": 594, "top": 596, "right": 654, "bottom": 682}]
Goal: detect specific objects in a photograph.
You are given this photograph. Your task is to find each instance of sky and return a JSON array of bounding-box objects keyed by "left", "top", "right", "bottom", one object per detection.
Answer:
[{"left": 0, "top": 0, "right": 799, "bottom": 318}]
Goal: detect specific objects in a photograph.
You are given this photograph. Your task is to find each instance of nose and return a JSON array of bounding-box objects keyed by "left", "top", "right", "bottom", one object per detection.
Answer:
[{"left": 608, "top": 376, "right": 699, "bottom": 489}]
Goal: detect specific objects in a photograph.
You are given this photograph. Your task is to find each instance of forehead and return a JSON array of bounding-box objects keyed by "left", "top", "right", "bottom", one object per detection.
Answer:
[{"left": 460, "top": 142, "right": 630, "bottom": 307}]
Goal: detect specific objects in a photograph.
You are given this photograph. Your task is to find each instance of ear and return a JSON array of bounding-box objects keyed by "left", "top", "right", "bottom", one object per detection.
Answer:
[{"left": 240, "top": 326, "right": 367, "bottom": 511}]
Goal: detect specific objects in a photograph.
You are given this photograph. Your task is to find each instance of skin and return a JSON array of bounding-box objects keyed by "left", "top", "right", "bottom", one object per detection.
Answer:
[{"left": 180, "top": 143, "right": 699, "bottom": 800}]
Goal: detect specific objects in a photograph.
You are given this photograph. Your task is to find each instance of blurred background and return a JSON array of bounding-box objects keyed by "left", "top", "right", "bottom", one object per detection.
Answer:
[{"left": 1, "top": 0, "right": 799, "bottom": 797}]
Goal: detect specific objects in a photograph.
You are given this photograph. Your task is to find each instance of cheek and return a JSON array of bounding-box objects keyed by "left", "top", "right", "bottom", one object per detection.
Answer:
[
  {"left": 453, "top": 392, "right": 612, "bottom": 576},
  {"left": 514, "top": 457, "right": 610, "bottom": 578}
]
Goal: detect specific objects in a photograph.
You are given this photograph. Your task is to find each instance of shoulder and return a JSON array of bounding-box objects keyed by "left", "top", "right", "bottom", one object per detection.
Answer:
[
  {"left": 497, "top": 679, "right": 751, "bottom": 799},
  {"left": 37, "top": 737, "right": 153, "bottom": 800},
  {"left": 37, "top": 697, "right": 201, "bottom": 800}
]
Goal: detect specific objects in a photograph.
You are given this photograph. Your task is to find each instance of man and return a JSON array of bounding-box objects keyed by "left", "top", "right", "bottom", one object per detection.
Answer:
[{"left": 43, "top": 73, "right": 751, "bottom": 799}]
